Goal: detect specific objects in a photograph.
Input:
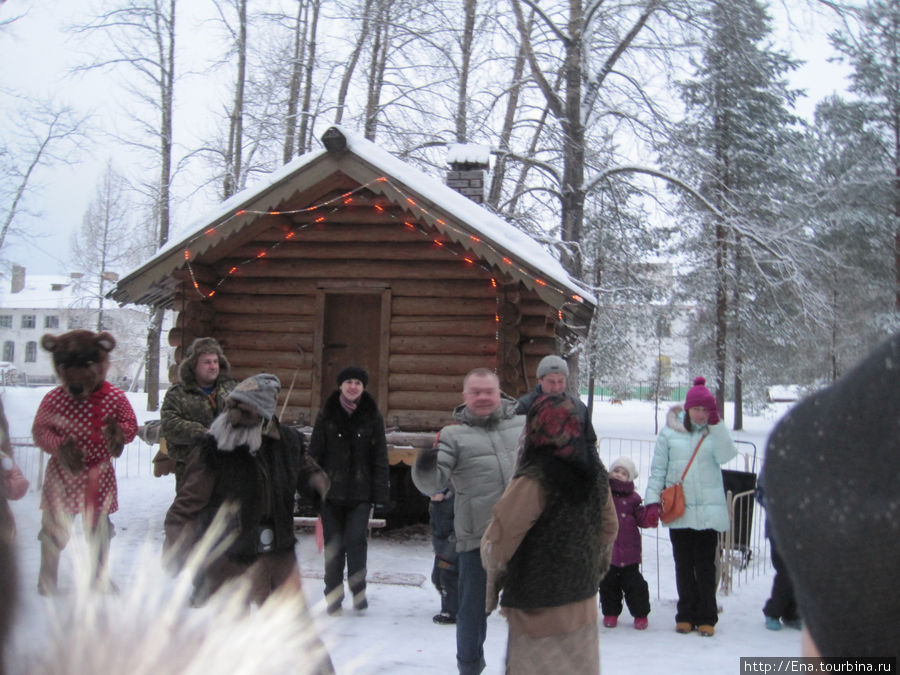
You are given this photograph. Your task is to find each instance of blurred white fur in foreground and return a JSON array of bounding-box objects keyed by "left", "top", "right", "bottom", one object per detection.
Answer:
[{"left": 10, "top": 515, "right": 334, "bottom": 675}]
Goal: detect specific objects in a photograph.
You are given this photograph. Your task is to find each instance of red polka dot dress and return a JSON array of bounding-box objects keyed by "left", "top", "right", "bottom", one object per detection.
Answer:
[{"left": 32, "top": 382, "right": 138, "bottom": 518}]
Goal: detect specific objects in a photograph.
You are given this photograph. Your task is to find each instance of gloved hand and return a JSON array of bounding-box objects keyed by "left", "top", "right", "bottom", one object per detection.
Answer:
[
  {"left": 415, "top": 445, "right": 439, "bottom": 472},
  {"left": 57, "top": 436, "right": 85, "bottom": 473},
  {"left": 103, "top": 415, "right": 126, "bottom": 457},
  {"left": 707, "top": 403, "right": 720, "bottom": 425},
  {"left": 152, "top": 450, "right": 177, "bottom": 477},
  {"left": 644, "top": 503, "right": 660, "bottom": 528}
]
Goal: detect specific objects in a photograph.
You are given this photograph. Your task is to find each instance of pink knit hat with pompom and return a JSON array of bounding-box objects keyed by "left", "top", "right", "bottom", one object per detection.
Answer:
[{"left": 684, "top": 376, "right": 716, "bottom": 411}]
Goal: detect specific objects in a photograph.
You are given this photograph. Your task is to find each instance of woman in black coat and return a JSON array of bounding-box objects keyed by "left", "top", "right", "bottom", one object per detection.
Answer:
[{"left": 308, "top": 366, "right": 389, "bottom": 615}]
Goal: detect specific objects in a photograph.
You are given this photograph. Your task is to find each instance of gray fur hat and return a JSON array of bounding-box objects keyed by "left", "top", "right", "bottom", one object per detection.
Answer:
[
  {"left": 228, "top": 373, "right": 281, "bottom": 420},
  {"left": 537, "top": 355, "right": 569, "bottom": 379}
]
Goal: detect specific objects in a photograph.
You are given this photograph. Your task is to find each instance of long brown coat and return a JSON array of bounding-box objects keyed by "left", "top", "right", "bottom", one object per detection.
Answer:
[{"left": 481, "top": 476, "right": 618, "bottom": 674}]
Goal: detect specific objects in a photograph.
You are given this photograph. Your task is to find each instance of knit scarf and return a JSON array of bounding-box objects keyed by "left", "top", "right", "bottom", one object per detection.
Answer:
[{"left": 339, "top": 393, "right": 359, "bottom": 416}]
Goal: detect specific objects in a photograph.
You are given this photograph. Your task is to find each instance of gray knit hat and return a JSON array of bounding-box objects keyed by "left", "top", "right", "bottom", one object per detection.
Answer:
[
  {"left": 228, "top": 373, "right": 281, "bottom": 420},
  {"left": 537, "top": 355, "right": 569, "bottom": 379}
]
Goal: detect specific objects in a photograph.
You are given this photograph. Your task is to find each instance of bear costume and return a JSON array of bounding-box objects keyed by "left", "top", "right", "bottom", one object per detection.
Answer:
[{"left": 31, "top": 330, "right": 138, "bottom": 595}]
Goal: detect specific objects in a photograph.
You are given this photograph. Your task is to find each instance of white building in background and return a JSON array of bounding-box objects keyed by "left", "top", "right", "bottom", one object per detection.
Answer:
[
  {"left": 621, "top": 262, "right": 694, "bottom": 383},
  {"left": 0, "top": 265, "right": 162, "bottom": 386},
  {"left": 631, "top": 308, "right": 693, "bottom": 382}
]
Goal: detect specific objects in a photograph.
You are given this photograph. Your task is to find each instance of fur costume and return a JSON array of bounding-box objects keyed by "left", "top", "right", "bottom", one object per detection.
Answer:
[{"left": 31, "top": 331, "right": 137, "bottom": 594}]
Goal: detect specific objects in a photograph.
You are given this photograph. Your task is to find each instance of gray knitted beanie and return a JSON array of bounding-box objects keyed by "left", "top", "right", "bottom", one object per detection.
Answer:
[
  {"left": 536, "top": 355, "right": 569, "bottom": 379},
  {"left": 228, "top": 373, "right": 281, "bottom": 420}
]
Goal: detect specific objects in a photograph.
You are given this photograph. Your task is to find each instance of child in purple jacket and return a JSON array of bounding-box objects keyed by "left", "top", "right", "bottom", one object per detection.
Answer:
[{"left": 599, "top": 457, "right": 658, "bottom": 630}]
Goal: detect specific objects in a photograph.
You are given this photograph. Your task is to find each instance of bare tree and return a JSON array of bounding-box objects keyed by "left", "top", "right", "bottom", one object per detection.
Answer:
[
  {"left": 72, "top": 0, "right": 178, "bottom": 410},
  {"left": 214, "top": 0, "right": 248, "bottom": 199},
  {"left": 0, "top": 99, "right": 88, "bottom": 253},
  {"left": 509, "top": 0, "right": 673, "bottom": 280},
  {"left": 71, "top": 162, "right": 153, "bottom": 331}
]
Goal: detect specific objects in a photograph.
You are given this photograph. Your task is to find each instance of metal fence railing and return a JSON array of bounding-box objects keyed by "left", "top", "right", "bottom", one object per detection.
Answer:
[
  {"left": 9, "top": 436, "right": 158, "bottom": 492},
  {"left": 718, "top": 488, "right": 769, "bottom": 595},
  {"left": 597, "top": 437, "right": 770, "bottom": 598},
  {"left": 585, "top": 382, "right": 695, "bottom": 402}
]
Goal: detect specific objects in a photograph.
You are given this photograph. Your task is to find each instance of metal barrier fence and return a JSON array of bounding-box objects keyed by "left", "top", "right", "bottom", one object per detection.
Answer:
[
  {"left": 9, "top": 436, "right": 158, "bottom": 492},
  {"left": 718, "top": 488, "right": 769, "bottom": 595},
  {"left": 597, "top": 437, "right": 770, "bottom": 597}
]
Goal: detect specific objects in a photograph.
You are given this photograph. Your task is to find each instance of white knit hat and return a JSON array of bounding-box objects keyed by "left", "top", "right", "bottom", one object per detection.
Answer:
[{"left": 609, "top": 456, "right": 637, "bottom": 482}]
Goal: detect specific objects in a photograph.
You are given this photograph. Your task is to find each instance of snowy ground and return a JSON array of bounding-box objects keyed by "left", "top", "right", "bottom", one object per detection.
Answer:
[{"left": 2, "top": 386, "right": 804, "bottom": 674}]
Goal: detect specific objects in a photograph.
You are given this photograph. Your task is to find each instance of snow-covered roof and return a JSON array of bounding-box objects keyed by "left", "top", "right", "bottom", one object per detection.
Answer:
[
  {"left": 0, "top": 274, "right": 79, "bottom": 310},
  {"left": 111, "top": 126, "right": 596, "bottom": 317}
]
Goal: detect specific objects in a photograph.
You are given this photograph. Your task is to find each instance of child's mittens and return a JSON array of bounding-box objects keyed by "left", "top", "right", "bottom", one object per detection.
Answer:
[
  {"left": 706, "top": 403, "right": 720, "bottom": 426},
  {"left": 644, "top": 503, "right": 660, "bottom": 528}
]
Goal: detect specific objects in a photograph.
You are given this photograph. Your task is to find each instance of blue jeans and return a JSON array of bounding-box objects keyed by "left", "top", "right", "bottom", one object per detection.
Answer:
[{"left": 456, "top": 549, "right": 487, "bottom": 675}]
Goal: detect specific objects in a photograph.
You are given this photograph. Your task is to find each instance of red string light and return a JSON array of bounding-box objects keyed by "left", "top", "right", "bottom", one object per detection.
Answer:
[{"left": 180, "top": 174, "right": 588, "bottom": 309}]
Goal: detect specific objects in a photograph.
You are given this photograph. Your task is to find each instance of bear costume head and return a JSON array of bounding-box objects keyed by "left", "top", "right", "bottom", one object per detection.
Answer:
[{"left": 41, "top": 330, "right": 116, "bottom": 400}]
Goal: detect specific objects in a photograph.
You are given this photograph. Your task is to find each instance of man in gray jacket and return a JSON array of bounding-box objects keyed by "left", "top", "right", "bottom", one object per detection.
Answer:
[{"left": 412, "top": 368, "right": 524, "bottom": 675}]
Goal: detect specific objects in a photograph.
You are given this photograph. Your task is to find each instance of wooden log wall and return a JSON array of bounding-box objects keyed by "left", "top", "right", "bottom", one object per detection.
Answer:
[{"left": 168, "top": 186, "right": 563, "bottom": 434}]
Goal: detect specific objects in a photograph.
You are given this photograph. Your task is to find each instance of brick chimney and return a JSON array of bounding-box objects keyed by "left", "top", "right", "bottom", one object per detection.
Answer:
[
  {"left": 446, "top": 144, "right": 490, "bottom": 204},
  {"left": 11, "top": 265, "right": 25, "bottom": 293}
]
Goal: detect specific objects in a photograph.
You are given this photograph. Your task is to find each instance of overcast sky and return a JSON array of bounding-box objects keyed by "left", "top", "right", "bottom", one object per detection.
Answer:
[{"left": 0, "top": 0, "right": 854, "bottom": 280}]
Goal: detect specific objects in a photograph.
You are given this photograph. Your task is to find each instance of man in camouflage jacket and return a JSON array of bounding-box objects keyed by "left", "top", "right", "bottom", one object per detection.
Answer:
[{"left": 161, "top": 337, "right": 236, "bottom": 491}]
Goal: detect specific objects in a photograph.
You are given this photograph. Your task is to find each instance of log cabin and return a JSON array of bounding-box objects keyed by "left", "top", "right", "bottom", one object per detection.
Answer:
[{"left": 110, "top": 126, "right": 596, "bottom": 520}]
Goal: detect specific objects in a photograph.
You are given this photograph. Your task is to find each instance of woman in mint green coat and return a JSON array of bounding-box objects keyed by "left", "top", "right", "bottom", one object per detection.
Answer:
[{"left": 644, "top": 377, "right": 737, "bottom": 637}]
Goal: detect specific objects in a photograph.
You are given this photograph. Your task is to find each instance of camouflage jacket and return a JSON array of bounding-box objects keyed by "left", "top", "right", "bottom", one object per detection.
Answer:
[{"left": 161, "top": 376, "right": 236, "bottom": 464}]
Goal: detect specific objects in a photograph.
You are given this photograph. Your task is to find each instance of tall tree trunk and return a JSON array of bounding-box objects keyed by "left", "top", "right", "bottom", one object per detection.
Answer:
[
  {"left": 283, "top": 0, "right": 306, "bottom": 163},
  {"left": 363, "top": 0, "right": 390, "bottom": 141},
  {"left": 558, "top": 0, "right": 586, "bottom": 279},
  {"left": 147, "top": 0, "right": 177, "bottom": 412},
  {"left": 223, "top": 0, "right": 247, "bottom": 198},
  {"left": 487, "top": 29, "right": 529, "bottom": 208},
  {"left": 731, "top": 234, "right": 743, "bottom": 430},
  {"left": 334, "top": 0, "right": 374, "bottom": 126},
  {"left": 297, "top": 0, "right": 320, "bottom": 154},
  {"left": 455, "top": 0, "right": 477, "bottom": 143}
]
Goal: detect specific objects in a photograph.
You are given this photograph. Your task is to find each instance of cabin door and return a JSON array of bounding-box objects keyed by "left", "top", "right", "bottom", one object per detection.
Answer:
[{"left": 314, "top": 287, "right": 390, "bottom": 418}]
